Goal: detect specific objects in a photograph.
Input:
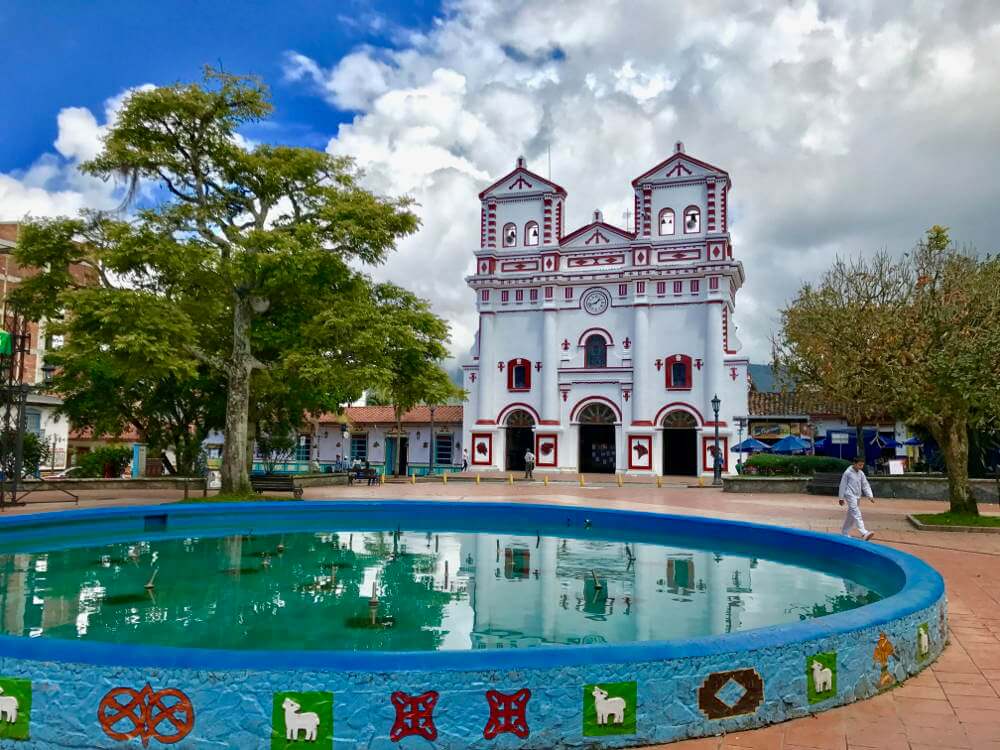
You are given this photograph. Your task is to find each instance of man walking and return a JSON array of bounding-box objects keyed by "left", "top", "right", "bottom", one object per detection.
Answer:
[
  {"left": 524, "top": 448, "right": 535, "bottom": 480},
  {"left": 839, "top": 456, "right": 875, "bottom": 540}
]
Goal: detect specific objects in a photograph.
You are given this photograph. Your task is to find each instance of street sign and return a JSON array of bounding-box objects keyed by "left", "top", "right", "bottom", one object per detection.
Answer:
[{"left": 831, "top": 433, "right": 849, "bottom": 445}]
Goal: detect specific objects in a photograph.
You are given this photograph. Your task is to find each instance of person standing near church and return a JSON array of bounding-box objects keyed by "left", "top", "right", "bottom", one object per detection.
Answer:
[
  {"left": 524, "top": 449, "right": 535, "bottom": 480},
  {"left": 839, "top": 456, "right": 875, "bottom": 540}
]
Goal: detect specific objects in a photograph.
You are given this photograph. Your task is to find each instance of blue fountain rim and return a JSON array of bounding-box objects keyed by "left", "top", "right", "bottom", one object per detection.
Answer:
[{"left": 0, "top": 500, "right": 944, "bottom": 673}]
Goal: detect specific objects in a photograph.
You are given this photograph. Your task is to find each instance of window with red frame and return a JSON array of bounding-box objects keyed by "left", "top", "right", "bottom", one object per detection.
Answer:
[
  {"left": 501, "top": 290, "right": 509, "bottom": 303},
  {"left": 481, "top": 290, "right": 490, "bottom": 301},
  {"left": 529, "top": 288, "right": 538, "bottom": 302},
  {"left": 507, "top": 358, "right": 531, "bottom": 391},
  {"left": 709, "top": 276, "right": 719, "bottom": 290},
  {"left": 584, "top": 335, "right": 608, "bottom": 368},
  {"left": 564, "top": 287, "right": 573, "bottom": 300},
  {"left": 673, "top": 280, "right": 682, "bottom": 295},
  {"left": 691, "top": 279, "right": 700, "bottom": 294},
  {"left": 545, "top": 286, "right": 553, "bottom": 299},
  {"left": 665, "top": 354, "right": 693, "bottom": 389},
  {"left": 515, "top": 289, "right": 523, "bottom": 302},
  {"left": 618, "top": 283, "right": 627, "bottom": 296},
  {"left": 656, "top": 281, "right": 666, "bottom": 296},
  {"left": 636, "top": 281, "right": 646, "bottom": 294}
]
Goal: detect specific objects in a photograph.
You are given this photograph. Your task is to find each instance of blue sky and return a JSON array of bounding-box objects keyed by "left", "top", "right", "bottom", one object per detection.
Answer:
[{"left": 0, "top": 0, "right": 440, "bottom": 170}]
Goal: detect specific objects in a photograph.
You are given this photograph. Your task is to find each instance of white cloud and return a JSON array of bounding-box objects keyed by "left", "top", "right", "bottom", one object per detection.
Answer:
[
  {"left": 290, "top": 0, "right": 1000, "bottom": 363},
  {"left": 2, "top": 85, "right": 155, "bottom": 222}
]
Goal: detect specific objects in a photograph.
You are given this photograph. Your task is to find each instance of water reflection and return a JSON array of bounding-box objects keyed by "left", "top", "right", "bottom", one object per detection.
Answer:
[{"left": 0, "top": 531, "right": 880, "bottom": 652}]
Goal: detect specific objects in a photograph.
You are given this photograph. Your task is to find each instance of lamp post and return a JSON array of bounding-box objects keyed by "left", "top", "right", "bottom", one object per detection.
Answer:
[
  {"left": 711, "top": 394, "right": 722, "bottom": 486},
  {"left": 342, "top": 427, "right": 350, "bottom": 471}
]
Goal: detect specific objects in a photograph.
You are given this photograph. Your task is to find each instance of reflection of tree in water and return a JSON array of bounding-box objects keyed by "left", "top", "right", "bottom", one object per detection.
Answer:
[
  {"left": 796, "top": 587, "right": 881, "bottom": 621},
  {"left": 6, "top": 531, "right": 455, "bottom": 652}
]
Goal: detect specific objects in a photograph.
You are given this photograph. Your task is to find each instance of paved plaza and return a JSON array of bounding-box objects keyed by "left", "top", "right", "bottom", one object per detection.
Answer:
[{"left": 4, "top": 481, "right": 1000, "bottom": 749}]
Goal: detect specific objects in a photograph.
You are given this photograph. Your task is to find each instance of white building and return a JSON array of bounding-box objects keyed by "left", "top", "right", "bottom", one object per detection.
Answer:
[{"left": 461, "top": 144, "right": 748, "bottom": 476}]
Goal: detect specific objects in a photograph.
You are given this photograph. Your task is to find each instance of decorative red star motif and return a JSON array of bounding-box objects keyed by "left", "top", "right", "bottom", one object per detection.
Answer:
[
  {"left": 730, "top": 367, "right": 738, "bottom": 381},
  {"left": 561, "top": 339, "right": 570, "bottom": 351},
  {"left": 483, "top": 688, "right": 531, "bottom": 740},
  {"left": 390, "top": 690, "right": 439, "bottom": 742},
  {"left": 695, "top": 358, "right": 703, "bottom": 370},
  {"left": 497, "top": 361, "right": 505, "bottom": 371},
  {"left": 655, "top": 359, "right": 663, "bottom": 371},
  {"left": 622, "top": 337, "right": 631, "bottom": 349},
  {"left": 623, "top": 390, "right": 631, "bottom": 402},
  {"left": 534, "top": 361, "right": 542, "bottom": 371}
]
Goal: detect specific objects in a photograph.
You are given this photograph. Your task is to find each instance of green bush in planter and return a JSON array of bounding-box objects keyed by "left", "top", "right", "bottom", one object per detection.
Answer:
[
  {"left": 744, "top": 454, "right": 851, "bottom": 476},
  {"left": 75, "top": 445, "right": 133, "bottom": 478}
]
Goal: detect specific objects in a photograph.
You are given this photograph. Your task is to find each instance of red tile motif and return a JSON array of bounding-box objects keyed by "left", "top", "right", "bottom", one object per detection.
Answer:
[
  {"left": 98, "top": 684, "right": 195, "bottom": 747},
  {"left": 390, "top": 690, "right": 439, "bottom": 742},
  {"left": 483, "top": 688, "right": 531, "bottom": 739}
]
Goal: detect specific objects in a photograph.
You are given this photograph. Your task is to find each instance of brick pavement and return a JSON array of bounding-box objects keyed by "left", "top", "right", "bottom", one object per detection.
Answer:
[{"left": 4, "top": 480, "right": 1000, "bottom": 749}]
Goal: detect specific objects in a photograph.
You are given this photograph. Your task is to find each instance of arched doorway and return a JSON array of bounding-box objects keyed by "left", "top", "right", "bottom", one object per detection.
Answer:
[
  {"left": 662, "top": 410, "right": 698, "bottom": 476},
  {"left": 578, "top": 403, "right": 617, "bottom": 473},
  {"left": 505, "top": 410, "right": 535, "bottom": 471}
]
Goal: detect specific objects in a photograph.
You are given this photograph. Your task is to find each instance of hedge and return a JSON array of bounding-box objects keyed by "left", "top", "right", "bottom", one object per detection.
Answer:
[{"left": 743, "top": 454, "right": 851, "bottom": 476}]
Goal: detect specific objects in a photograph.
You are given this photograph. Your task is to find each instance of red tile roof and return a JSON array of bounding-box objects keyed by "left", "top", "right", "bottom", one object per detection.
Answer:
[
  {"left": 748, "top": 390, "right": 847, "bottom": 418},
  {"left": 69, "top": 427, "right": 142, "bottom": 441},
  {"left": 323, "top": 405, "right": 464, "bottom": 425}
]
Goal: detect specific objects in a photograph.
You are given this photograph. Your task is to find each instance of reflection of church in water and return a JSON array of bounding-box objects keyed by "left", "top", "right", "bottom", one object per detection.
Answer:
[{"left": 462, "top": 143, "right": 749, "bottom": 476}]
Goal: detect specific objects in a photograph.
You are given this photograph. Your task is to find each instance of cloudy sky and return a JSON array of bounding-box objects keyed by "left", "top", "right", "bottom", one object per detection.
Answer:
[{"left": 2, "top": 0, "right": 999, "bottom": 365}]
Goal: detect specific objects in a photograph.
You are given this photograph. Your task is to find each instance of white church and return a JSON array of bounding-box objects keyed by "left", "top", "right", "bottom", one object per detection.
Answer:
[{"left": 461, "top": 143, "right": 748, "bottom": 476}]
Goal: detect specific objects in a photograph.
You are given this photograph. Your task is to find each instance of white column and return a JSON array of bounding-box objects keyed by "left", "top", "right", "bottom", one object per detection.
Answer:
[
  {"left": 478, "top": 313, "right": 496, "bottom": 423},
  {"left": 541, "top": 308, "right": 558, "bottom": 422},
  {"left": 703, "top": 303, "right": 724, "bottom": 472},
  {"left": 632, "top": 304, "right": 650, "bottom": 423}
]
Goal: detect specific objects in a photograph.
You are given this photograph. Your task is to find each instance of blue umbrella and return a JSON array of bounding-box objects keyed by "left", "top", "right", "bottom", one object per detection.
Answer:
[
  {"left": 814, "top": 438, "right": 827, "bottom": 450},
  {"left": 770, "top": 435, "right": 812, "bottom": 454},
  {"left": 902, "top": 437, "right": 923, "bottom": 446},
  {"left": 731, "top": 438, "right": 770, "bottom": 453}
]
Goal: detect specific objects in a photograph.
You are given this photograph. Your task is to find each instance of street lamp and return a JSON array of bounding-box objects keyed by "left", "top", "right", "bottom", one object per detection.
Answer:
[
  {"left": 428, "top": 405, "right": 436, "bottom": 477},
  {"left": 711, "top": 394, "right": 722, "bottom": 486},
  {"left": 41, "top": 362, "right": 56, "bottom": 385}
]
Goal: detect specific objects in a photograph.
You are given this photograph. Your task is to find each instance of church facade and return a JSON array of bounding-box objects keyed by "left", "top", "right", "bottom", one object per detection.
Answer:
[{"left": 461, "top": 143, "right": 748, "bottom": 476}]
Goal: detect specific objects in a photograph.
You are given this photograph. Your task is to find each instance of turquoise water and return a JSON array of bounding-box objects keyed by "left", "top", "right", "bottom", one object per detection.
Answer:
[{"left": 0, "top": 529, "right": 881, "bottom": 651}]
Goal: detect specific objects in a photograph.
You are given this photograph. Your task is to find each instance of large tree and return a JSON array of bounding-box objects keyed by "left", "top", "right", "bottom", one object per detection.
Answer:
[
  {"left": 13, "top": 69, "right": 439, "bottom": 493},
  {"left": 774, "top": 227, "right": 1000, "bottom": 514}
]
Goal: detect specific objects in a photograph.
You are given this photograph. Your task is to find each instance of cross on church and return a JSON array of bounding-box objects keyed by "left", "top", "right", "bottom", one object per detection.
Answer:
[
  {"left": 695, "top": 358, "right": 703, "bottom": 370},
  {"left": 623, "top": 390, "right": 631, "bottom": 402},
  {"left": 497, "top": 361, "right": 505, "bottom": 371},
  {"left": 730, "top": 367, "right": 738, "bottom": 381},
  {"left": 623, "top": 337, "right": 631, "bottom": 349},
  {"left": 561, "top": 339, "right": 570, "bottom": 351},
  {"left": 470, "top": 372, "right": 476, "bottom": 382},
  {"left": 535, "top": 362, "right": 542, "bottom": 371},
  {"left": 655, "top": 359, "right": 663, "bottom": 371}
]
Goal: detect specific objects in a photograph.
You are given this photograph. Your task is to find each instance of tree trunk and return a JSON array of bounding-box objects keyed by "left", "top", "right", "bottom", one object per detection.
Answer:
[
  {"left": 855, "top": 424, "right": 865, "bottom": 461},
  {"left": 937, "top": 417, "right": 977, "bottom": 515},
  {"left": 220, "top": 297, "right": 253, "bottom": 495}
]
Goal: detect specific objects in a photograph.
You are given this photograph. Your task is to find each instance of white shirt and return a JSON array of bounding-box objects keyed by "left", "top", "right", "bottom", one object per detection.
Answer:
[
  {"left": 839, "top": 466, "right": 873, "bottom": 502},
  {"left": 525, "top": 452, "right": 535, "bottom": 464}
]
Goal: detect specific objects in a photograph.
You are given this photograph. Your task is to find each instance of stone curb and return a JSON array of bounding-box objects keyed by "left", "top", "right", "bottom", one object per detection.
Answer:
[{"left": 906, "top": 514, "right": 1000, "bottom": 533}]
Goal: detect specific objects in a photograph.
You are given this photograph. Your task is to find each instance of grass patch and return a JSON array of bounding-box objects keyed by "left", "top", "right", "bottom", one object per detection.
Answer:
[
  {"left": 913, "top": 512, "right": 1000, "bottom": 528},
  {"left": 176, "top": 493, "right": 299, "bottom": 504}
]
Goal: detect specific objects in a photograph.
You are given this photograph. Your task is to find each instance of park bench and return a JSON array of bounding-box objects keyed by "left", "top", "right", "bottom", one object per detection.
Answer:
[
  {"left": 348, "top": 468, "right": 379, "bottom": 486},
  {"left": 807, "top": 472, "right": 842, "bottom": 496},
  {"left": 250, "top": 474, "right": 303, "bottom": 499}
]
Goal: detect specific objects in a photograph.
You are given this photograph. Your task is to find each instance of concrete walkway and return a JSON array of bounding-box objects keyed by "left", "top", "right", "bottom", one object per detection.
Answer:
[{"left": 4, "top": 482, "right": 1000, "bottom": 749}]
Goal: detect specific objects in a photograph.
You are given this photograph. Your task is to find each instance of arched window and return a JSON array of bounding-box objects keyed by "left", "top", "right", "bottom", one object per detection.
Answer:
[
  {"left": 584, "top": 335, "right": 607, "bottom": 368},
  {"left": 503, "top": 222, "right": 517, "bottom": 247},
  {"left": 683, "top": 206, "right": 700, "bottom": 233},
  {"left": 658, "top": 208, "right": 675, "bottom": 235},
  {"left": 578, "top": 403, "right": 616, "bottom": 424},
  {"left": 507, "top": 358, "right": 531, "bottom": 391},
  {"left": 665, "top": 354, "right": 693, "bottom": 390},
  {"left": 524, "top": 221, "right": 539, "bottom": 246}
]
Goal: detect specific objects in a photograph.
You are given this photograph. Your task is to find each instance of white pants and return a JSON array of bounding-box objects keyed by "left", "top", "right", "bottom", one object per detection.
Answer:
[{"left": 841, "top": 498, "right": 869, "bottom": 536}]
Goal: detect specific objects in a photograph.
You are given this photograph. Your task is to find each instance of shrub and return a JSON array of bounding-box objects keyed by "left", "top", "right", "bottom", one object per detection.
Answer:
[
  {"left": 744, "top": 454, "right": 851, "bottom": 476},
  {"left": 0, "top": 430, "right": 50, "bottom": 478},
  {"left": 75, "top": 445, "right": 133, "bottom": 478}
]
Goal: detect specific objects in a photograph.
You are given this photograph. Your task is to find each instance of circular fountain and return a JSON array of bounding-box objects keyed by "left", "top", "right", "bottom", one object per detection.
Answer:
[{"left": 0, "top": 501, "right": 945, "bottom": 748}]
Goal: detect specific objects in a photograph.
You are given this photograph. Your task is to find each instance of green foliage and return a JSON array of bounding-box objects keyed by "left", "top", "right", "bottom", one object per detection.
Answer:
[
  {"left": 74, "top": 445, "right": 132, "bottom": 478},
  {"left": 744, "top": 454, "right": 851, "bottom": 476},
  {"left": 774, "top": 226, "right": 1000, "bottom": 514},
  {"left": 0, "top": 431, "right": 50, "bottom": 478},
  {"left": 11, "top": 69, "right": 450, "bottom": 494},
  {"left": 255, "top": 430, "right": 296, "bottom": 474}
]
